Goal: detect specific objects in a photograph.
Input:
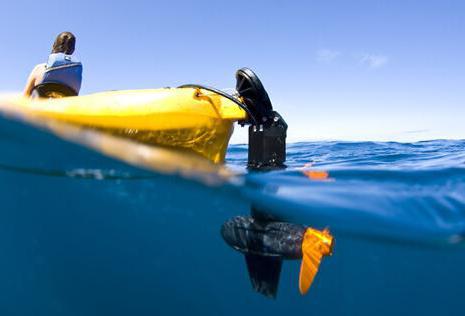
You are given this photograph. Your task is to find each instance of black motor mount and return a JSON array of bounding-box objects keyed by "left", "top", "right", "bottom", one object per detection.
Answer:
[
  {"left": 235, "top": 68, "right": 287, "bottom": 170},
  {"left": 179, "top": 68, "right": 287, "bottom": 170}
]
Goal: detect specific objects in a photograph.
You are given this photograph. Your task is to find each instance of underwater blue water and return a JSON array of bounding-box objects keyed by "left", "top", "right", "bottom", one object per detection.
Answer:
[
  {"left": 1, "top": 115, "right": 465, "bottom": 315},
  {"left": 230, "top": 141, "right": 465, "bottom": 243}
]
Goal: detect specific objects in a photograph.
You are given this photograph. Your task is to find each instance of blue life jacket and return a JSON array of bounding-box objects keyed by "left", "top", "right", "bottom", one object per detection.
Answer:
[{"left": 37, "top": 53, "right": 83, "bottom": 95}]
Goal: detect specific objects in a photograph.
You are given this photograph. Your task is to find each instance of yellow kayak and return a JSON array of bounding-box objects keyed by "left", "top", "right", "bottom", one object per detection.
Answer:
[{"left": 0, "top": 88, "right": 248, "bottom": 163}]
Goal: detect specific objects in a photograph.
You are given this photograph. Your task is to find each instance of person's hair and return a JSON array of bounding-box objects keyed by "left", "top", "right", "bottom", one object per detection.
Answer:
[{"left": 51, "top": 32, "right": 76, "bottom": 54}]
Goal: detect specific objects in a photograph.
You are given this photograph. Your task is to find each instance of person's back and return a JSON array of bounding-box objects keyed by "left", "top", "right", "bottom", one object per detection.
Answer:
[{"left": 24, "top": 32, "right": 83, "bottom": 98}]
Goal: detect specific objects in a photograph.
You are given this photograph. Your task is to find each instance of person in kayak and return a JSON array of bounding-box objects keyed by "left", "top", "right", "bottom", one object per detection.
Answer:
[{"left": 23, "top": 32, "right": 83, "bottom": 98}]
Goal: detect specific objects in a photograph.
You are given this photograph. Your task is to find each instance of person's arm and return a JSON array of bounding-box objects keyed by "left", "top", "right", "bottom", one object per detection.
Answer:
[{"left": 23, "top": 64, "right": 45, "bottom": 96}]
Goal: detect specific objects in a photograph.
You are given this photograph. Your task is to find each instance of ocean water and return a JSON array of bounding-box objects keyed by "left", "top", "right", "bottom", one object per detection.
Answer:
[{"left": 1, "top": 115, "right": 465, "bottom": 315}]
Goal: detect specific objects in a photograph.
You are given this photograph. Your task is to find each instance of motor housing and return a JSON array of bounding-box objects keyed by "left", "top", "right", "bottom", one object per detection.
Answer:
[{"left": 235, "top": 68, "right": 287, "bottom": 170}]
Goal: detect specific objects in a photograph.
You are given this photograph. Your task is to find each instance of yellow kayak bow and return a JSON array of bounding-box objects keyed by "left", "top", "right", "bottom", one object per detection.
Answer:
[
  {"left": 1, "top": 67, "right": 287, "bottom": 168},
  {"left": 0, "top": 88, "right": 248, "bottom": 163}
]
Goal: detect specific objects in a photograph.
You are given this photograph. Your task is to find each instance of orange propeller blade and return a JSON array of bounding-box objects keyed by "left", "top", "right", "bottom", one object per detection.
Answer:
[{"left": 299, "top": 228, "right": 334, "bottom": 295}]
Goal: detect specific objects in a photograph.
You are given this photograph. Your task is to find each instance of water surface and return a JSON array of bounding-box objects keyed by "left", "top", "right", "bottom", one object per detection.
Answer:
[{"left": 1, "top": 116, "right": 464, "bottom": 315}]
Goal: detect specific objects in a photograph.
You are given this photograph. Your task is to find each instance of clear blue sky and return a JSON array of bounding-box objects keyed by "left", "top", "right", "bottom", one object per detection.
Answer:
[{"left": 1, "top": 0, "right": 464, "bottom": 143}]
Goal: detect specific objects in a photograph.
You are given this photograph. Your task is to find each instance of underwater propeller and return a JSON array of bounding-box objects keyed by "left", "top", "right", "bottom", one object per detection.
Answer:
[{"left": 221, "top": 216, "right": 334, "bottom": 298}]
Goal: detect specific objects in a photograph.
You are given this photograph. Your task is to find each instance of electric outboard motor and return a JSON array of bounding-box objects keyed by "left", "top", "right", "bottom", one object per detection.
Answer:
[
  {"left": 181, "top": 70, "right": 331, "bottom": 298},
  {"left": 235, "top": 68, "right": 287, "bottom": 170}
]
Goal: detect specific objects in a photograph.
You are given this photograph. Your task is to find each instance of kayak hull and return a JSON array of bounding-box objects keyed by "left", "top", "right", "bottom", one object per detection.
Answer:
[{"left": 0, "top": 88, "right": 248, "bottom": 163}]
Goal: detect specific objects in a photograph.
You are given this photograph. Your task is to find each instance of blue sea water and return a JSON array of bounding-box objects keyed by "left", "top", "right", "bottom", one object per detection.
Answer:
[{"left": 1, "top": 116, "right": 465, "bottom": 315}]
